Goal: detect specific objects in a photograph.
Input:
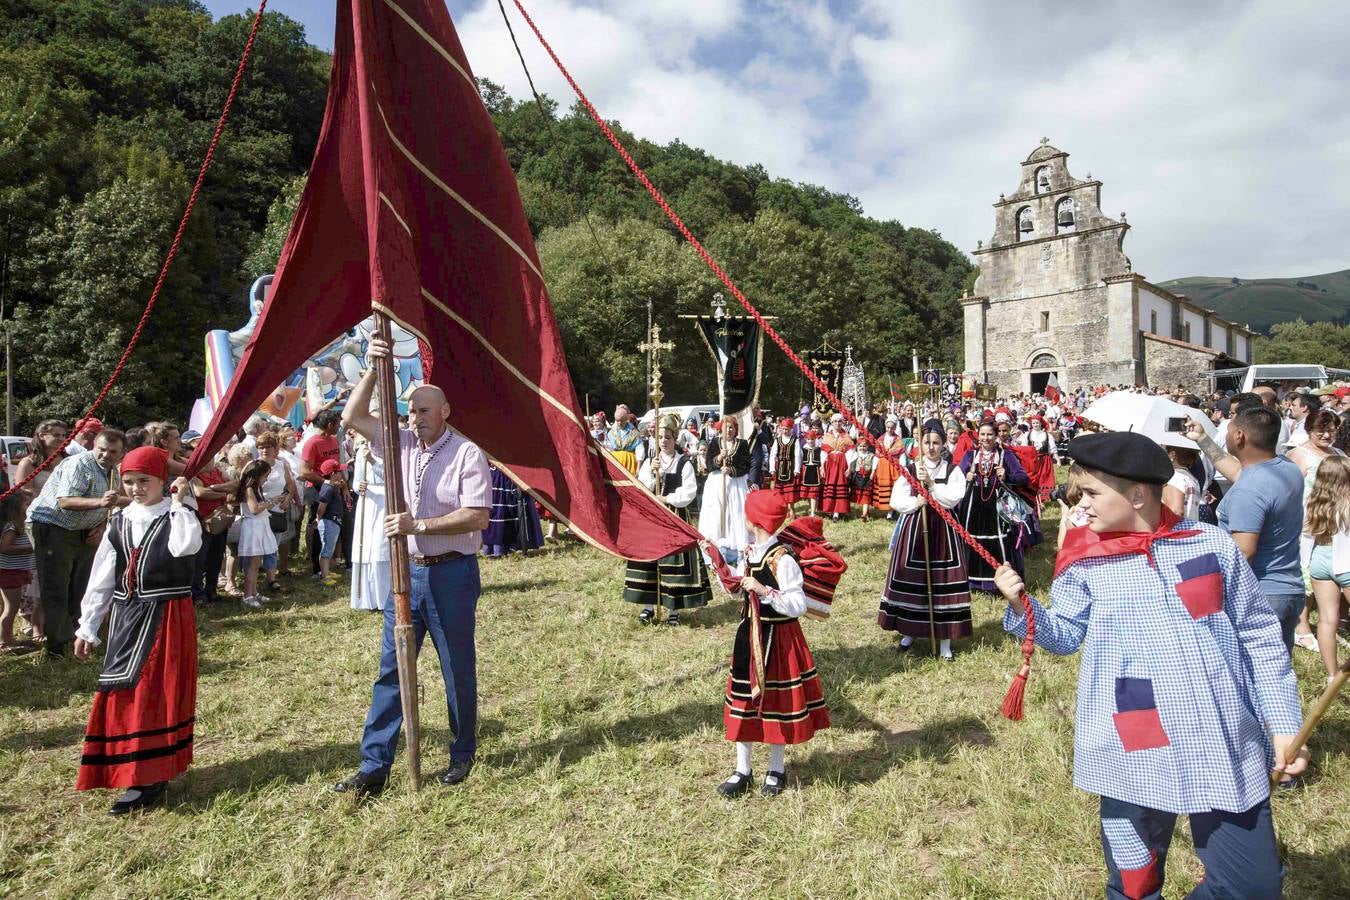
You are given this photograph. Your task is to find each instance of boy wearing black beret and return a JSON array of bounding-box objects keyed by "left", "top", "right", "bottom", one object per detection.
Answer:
[{"left": 994, "top": 431, "right": 1306, "bottom": 898}]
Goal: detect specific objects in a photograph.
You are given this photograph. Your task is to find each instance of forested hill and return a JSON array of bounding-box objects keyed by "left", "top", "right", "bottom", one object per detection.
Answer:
[{"left": 2, "top": 1, "right": 973, "bottom": 428}]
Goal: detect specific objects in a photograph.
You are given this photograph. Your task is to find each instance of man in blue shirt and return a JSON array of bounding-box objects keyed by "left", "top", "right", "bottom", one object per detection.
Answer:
[{"left": 1213, "top": 406, "right": 1306, "bottom": 650}]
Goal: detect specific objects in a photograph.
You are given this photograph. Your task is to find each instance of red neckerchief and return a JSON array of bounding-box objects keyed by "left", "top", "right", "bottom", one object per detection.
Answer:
[{"left": 1054, "top": 507, "right": 1200, "bottom": 578}]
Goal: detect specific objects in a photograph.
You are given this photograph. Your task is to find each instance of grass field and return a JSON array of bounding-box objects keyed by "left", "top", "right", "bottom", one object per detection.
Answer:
[{"left": 2, "top": 508, "right": 1348, "bottom": 898}]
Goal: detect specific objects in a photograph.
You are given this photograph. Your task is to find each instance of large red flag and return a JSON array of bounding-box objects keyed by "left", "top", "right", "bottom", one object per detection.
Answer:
[{"left": 185, "top": 0, "right": 698, "bottom": 561}]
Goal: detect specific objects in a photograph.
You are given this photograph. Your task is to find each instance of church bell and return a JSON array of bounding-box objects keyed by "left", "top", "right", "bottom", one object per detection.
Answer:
[{"left": 1057, "top": 208, "right": 1075, "bottom": 227}]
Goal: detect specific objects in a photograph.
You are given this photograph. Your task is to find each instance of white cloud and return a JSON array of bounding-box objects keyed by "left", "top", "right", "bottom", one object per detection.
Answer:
[{"left": 448, "top": 0, "right": 1348, "bottom": 279}]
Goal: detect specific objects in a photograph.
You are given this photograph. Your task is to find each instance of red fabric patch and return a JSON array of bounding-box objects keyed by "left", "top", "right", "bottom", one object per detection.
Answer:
[
  {"left": 1175, "top": 571, "right": 1223, "bottom": 619},
  {"left": 1119, "top": 852, "right": 1161, "bottom": 899},
  {"left": 1113, "top": 708, "right": 1170, "bottom": 752}
]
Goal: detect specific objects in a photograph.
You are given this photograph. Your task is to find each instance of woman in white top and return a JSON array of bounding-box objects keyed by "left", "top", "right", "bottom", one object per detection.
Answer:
[
  {"left": 256, "top": 431, "right": 298, "bottom": 591},
  {"left": 1161, "top": 443, "right": 1203, "bottom": 521},
  {"left": 879, "top": 420, "right": 971, "bottom": 660},
  {"left": 1286, "top": 409, "right": 1347, "bottom": 652},
  {"left": 349, "top": 436, "right": 389, "bottom": 611}
]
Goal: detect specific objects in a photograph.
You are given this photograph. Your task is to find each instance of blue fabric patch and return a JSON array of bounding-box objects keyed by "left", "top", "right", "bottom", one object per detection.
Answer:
[
  {"left": 1175, "top": 552, "right": 1220, "bottom": 582},
  {"left": 1115, "top": 676, "right": 1157, "bottom": 712}
]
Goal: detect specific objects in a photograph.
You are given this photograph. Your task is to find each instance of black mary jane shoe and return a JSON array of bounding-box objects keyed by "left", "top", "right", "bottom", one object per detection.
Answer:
[
  {"left": 761, "top": 770, "right": 787, "bottom": 797},
  {"left": 665, "top": 612, "right": 679, "bottom": 627},
  {"left": 109, "top": 782, "right": 167, "bottom": 816},
  {"left": 439, "top": 758, "right": 474, "bottom": 786},
  {"left": 333, "top": 770, "right": 387, "bottom": 798},
  {"left": 716, "top": 770, "right": 753, "bottom": 798},
  {"left": 637, "top": 608, "right": 655, "bottom": 625}
]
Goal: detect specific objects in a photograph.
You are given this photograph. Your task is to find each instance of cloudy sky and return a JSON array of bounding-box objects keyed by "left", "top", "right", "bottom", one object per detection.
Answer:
[{"left": 204, "top": 0, "right": 1350, "bottom": 281}]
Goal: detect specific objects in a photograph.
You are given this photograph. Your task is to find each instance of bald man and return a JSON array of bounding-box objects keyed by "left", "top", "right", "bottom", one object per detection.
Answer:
[{"left": 335, "top": 336, "right": 491, "bottom": 796}]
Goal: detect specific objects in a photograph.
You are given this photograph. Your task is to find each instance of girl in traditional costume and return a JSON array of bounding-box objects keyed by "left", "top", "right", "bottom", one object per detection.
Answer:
[
  {"left": 797, "top": 428, "right": 823, "bottom": 517},
  {"left": 482, "top": 464, "right": 544, "bottom": 558},
  {"left": 850, "top": 442, "right": 878, "bottom": 521},
  {"left": 350, "top": 437, "right": 389, "bottom": 611},
  {"left": 766, "top": 417, "right": 801, "bottom": 506},
  {"left": 624, "top": 415, "right": 712, "bottom": 625},
  {"left": 697, "top": 416, "right": 753, "bottom": 564},
  {"left": 716, "top": 491, "right": 829, "bottom": 798},
  {"left": 879, "top": 420, "right": 971, "bottom": 660},
  {"left": 873, "top": 418, "right": 905, "bottom": 521},
  {"left": 958, "top": 422, "right": 1029, "bottom": 592},
  {"left": 819, "top": 415, "right": 854, "bottom": 520},
  {"left": 1015, "top": 415, "right": 1058, "bottom": 503},
  {"left": 73, "top": 448, "right": 202, "bottom": 815}
]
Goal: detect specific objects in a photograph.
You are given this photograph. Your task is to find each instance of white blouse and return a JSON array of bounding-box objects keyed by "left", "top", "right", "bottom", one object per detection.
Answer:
[
  {"left": 740, "top": 536, "right": 806, "bottom": 618},
  {"left": 75, "top": 498, "right": 202, "bottom": 645},
  {"left": 637, "top": 452, "right": 697, "bottom": 509},
  {"left": 890, "top": 457, "right": 968, "bottom": 513}
]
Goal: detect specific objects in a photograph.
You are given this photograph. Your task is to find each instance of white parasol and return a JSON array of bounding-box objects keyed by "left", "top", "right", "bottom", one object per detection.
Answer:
[{"left": 1080, "top": 391, "right": 1216, "bottom": 450}]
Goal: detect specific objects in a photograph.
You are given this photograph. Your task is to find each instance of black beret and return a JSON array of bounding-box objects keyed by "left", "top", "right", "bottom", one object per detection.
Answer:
[{"left": 1063, "top": 432, "right": 1173, "bottom": 485}]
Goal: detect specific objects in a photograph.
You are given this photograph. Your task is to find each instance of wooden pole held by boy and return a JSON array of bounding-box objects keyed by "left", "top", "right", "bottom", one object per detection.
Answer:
[{"left": 373, "top": 311, "right": 421, "bottom": 791}]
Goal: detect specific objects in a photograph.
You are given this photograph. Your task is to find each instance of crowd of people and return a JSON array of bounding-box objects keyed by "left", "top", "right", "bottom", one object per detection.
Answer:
[{"left": 4, "top": 364, "right": 1347, "bottom": 897}]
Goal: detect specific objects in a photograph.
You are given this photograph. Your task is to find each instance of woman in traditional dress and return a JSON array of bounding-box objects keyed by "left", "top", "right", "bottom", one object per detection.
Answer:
[
  {"left": 873, "top": 418, "right": 905, "bottom": 521},
  {"left": 697, "top": 415, "right": 753, "bottom": 564},
  {"left": 766, "top": 417, "right": 801, "bottom": 507},
  {"left": 349, "top": 436, "right": 389, "bottom": 611},
  {"left": 819, "top": 414, "right": 854, "bottom": 520},
  {"left": 850, "top": 441, "right": 878, "bottom": 521},
  {"left": 958, "top": 421, "right": 1029, "bottom": 592},
  {"left": 1014, "top": 415, "right": 1058, "bottom": 503},
  {"left": 606, "top": 405, "right": 643, "bottom": 475},
  {"left": 879, "top": 420, "right": 970, "bottom": 660},
  {"left": 624, "top": 416, "right": 712, "bottom": 625},
  {"left": 483, "top": 465, "right": 544, "bottom": 558}
]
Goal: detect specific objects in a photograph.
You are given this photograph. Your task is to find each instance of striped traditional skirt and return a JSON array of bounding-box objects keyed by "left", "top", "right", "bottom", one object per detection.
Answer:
[
  {"left": 623, "top": 510, "right": 712, "bottom": 611},
  {"left": 77, "top": 596, "right": 197, "bottom": 791},
  {"left": 872, "top": 456, "right": 900, "bottom": 512},
  {"left": 724, "top": 611, "right": 830, "bottom": 745},
  {"left": 959, "top": 489, "right": 1023, "bottom": 592},
  {"left": 878, "top": 506, "right": 972, "bottom": 639},
  {"left": 771, "top": 473, "right": 800, "bottom": 504},
  {"left": 819, "top": 452, "right": 852, "bottom": 515},
  {"left": 483, "top": 467, "right": 544, "bottom": 556},
  {"left": 797, "top": 464, "right": 821, "bottom": 502}
]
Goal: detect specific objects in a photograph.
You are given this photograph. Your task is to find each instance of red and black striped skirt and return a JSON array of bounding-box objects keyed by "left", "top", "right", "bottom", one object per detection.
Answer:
[{"left": 724, "top": 616, "right": 830, "bottom": 745}]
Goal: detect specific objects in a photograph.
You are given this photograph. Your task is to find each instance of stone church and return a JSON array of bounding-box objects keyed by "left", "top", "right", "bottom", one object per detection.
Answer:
[{"left": 960, "top": 140, "right": 1255, "bottom": 396}]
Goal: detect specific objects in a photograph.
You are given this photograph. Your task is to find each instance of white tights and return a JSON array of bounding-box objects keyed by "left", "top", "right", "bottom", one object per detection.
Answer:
[{"left": 735, "top": 741, "right": 785, "bottom": 775}]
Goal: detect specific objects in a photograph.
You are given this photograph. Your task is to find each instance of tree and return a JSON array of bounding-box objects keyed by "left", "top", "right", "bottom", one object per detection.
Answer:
[{"left": 1254, "top": 320, "right": 1350, "bottom": 370}]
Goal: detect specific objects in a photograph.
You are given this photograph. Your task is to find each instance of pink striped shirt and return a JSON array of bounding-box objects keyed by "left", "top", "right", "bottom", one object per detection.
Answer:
[{"left": 377, "top": 427, "right": 492, "bottom": 556}]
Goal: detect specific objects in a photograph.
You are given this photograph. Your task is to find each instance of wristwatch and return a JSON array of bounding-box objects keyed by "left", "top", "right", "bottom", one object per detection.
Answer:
[{"left": 414, "top": 519, "right": 427, "bottom": 535}]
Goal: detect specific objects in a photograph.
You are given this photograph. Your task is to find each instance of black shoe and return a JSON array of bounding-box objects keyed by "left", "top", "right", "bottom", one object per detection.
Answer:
[
  {"left": 761, "top": 770, "right": 786, "bottom": 797},
  {"left": 109, "top": 782, "right": 166, "bottom": 816},
  {"left": 333, "top": 770, "right": 387, "bottom": 798},
  {"left": 45, "top": 640, "right": 65, "bottom": 659},
  {"left": 439, "top": 758, "right": 474, "bottom": 786},
  {"left": 637, "top": 608, "right": 655, "bottom": 625},
  {"left": 666, "top": 612, "right": 679, "bottom": 626},
  {"left": 717, "top": 770, "right": 753, "bottom": 798}
]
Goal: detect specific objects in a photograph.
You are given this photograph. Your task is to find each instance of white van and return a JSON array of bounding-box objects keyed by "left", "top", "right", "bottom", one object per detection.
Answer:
[
  {"left": 1210, "top": 364, "right": 1349, "bottom": 394},
  {"left": 637, "top": 404, "right": 720, "bottom": 428},
  {"left": 0, "top": 436, "right": 33, "bottom": 486}
]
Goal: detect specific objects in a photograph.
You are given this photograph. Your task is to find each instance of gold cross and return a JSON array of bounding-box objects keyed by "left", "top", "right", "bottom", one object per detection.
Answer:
[{"left": 638, "top": 324, "right": 676, "bottom": 411}]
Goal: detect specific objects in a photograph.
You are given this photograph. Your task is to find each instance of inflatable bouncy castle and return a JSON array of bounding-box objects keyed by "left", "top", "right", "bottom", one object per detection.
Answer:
[{"left": 190, "top": 275, "right": 424, "bottom": 434}]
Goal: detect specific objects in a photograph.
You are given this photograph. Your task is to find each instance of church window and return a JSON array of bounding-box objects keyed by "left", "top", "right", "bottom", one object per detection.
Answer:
[
  {"left": 1040, "top": 311, "right": 1050, "bottom": 331},
  {"left": 1150, "top": 311, "right": 1158, "bottom": 333},
  {"left": 1056, "top": 197, "right": 1076, "bottom": 233},
  {"left": 1035, "top": 167, "right": 1050, "bottom": 194},
  {"left": 1030, "top": 353, "right": 1058, "bottom": 369},
  {"left": 1017, "top": 207, "right": 1034, "bottom": 240}
]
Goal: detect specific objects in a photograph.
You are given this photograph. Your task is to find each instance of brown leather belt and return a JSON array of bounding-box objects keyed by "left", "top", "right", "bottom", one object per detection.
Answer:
[{"left": 411, "top": 550, "right": 467, "bottom": 567}]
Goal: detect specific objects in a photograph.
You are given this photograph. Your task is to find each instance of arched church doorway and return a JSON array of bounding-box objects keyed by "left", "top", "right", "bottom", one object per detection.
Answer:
[{"left": 1025, "top": 350, "right": 1063, "bottom": 395}]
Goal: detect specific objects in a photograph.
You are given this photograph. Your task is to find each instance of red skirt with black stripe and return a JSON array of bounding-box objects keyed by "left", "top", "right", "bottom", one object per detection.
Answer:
[
  {"left": 724, "top": 615, "right": 830, "bottom": 744},
  {"left": 818, "top": 452, "right": 852, "bottom": 515},
  {"left": 77, "top": 596, "right": 197, "bottom": 790}
]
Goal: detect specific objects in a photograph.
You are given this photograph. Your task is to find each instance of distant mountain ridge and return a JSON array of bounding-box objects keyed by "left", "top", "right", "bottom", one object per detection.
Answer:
[{"left": 1157, "top": 270, "right": 1350, "bottom": 334}]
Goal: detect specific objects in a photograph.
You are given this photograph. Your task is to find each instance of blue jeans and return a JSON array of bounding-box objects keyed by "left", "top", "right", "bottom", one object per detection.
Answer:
[
  {"left": 1101, "top": 796, "right": 1281, "bottom": 899},
  {"left": 1264, "top": 592, "right": 1303, "bottom": 652},
  {"left": 359, "top": 557, "right": 481, "bottom": 774},
  {"left": 317, "top": 519, "right": 341, "bottom": 559}
]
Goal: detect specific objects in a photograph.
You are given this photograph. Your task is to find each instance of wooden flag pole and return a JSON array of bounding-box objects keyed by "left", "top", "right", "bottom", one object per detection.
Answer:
[
  {"left": 1271, "top": 654, "right": 1350, "bottom": 789},
  {"left": 373, "top": 311, "right": 421, "bottom": 791}
]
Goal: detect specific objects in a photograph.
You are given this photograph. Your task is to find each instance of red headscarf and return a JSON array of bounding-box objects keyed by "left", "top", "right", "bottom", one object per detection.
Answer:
[
  {"left": 745, "top": 490, "right": 788, "bottom": 534},
  {"left": 120, "top": 447, "right": 169, "bottom": 482}
]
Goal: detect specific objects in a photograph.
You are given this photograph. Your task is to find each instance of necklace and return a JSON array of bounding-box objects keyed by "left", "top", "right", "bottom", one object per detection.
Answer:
[
  {"left": 413, "top": 430, "right": 451, "bottom": 509},
  {"left": 976, "top": 449, "right": 999, "bottom": 501}
]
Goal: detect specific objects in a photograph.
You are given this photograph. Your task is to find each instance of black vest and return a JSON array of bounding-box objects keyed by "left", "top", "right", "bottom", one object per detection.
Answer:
[{"left": 773, "top": 437, "right": 796, "bottom": 483}]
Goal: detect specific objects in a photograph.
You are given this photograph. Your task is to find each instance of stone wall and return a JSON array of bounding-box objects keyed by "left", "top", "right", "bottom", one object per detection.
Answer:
[{"left": 1141, "top": 334, "right": 1218, "bottom": 394}]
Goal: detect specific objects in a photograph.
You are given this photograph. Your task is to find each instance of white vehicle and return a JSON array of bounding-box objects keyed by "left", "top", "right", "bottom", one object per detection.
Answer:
[
  {"left": 0, "top": 436, "right": 33, "bottom": 486},
  {"left": 1210, "top": 364, "right": 1350, "bottom": 394},
  {"left": 637, "top": 404, "right": 719, "bottom": 428}
]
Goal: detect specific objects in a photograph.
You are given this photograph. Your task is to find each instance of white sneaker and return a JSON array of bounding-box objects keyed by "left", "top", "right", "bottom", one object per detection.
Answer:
[
  {"left": 241, "top": 595, "right": 263, "bottom": 609},
  {"left": 1293, "top": 632, "right": 1319, "bottom": 653},
  {"left": 256, "top": 594, "right": 272, "bottom": 604}
]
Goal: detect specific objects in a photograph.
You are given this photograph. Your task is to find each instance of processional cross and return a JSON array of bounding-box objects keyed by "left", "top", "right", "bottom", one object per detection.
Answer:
[{"left": 637, "top": 324, "right": 676, "bottom": 415}]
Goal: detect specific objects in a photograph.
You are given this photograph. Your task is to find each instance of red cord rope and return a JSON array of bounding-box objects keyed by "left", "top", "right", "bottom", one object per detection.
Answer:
[
  {"left": 509, "top": 0, "right": 1037, "bottom": 717},
  {"left": 0, "top": 1, "right": 269, "bottom": 504}
]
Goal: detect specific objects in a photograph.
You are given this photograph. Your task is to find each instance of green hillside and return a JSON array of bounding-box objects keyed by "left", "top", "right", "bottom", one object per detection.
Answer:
[{"left": 1157, "top": 270, "right": 1350, "bottom": 334}]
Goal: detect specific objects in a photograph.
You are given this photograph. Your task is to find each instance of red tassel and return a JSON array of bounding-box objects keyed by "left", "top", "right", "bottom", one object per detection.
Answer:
[
  {"left": 1002, "top": 663, "right": 1029, "bottom": 720},
  {"left": 1002, "top": 591, "right": 1036, "bottom": 721}
]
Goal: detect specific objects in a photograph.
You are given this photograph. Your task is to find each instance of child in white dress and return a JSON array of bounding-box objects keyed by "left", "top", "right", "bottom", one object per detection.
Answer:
[{"left": 236, "top": 460, "right": 279, "bottom": 609}]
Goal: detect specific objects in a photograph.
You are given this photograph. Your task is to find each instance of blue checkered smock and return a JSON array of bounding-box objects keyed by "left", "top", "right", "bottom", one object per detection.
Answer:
[{"left": 1004, "top": 521, "right": 1302, "bottom": 814}]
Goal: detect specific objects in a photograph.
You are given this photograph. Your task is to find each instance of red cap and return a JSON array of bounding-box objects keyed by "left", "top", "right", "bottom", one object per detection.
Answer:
[
  {"left": 75, "top": 416, "right": 103, "bottom": 435},
  {"left": 745, "top": 489, "right": 788, "bottom": 534},
  {"left": 319, "top": 459, "right": 343, "bottom": 477},
  {"left": 778, "top": 417, "right": 794, "bottom": 429},
  {"left": 120, "top": 447, "right": 169, "bottom": 482}
]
